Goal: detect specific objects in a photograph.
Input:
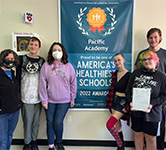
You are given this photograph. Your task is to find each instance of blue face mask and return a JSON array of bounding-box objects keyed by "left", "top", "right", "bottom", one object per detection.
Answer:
[{"left": 3, "top": 59, "right": 16, "bottom": 69}]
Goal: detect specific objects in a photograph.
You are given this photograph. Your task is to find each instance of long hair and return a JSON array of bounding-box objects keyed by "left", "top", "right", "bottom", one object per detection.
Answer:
[
  {"left": 47, "top": 42, "right": 68, "bottom": 65},
  {"left": 0, "top": 49, "right": 20, "bottom": 67}
]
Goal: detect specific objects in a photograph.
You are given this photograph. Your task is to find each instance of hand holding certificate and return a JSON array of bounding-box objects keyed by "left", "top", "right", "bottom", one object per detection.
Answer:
[{"left": 132, "top": 88, "right": 151, "bottom": 112}]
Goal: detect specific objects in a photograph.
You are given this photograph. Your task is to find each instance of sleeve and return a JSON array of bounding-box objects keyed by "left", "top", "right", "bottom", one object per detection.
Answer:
[
  {"left": 69, "top": 64, "right": 77, "bottom": 103},
  {"left": 105, "top": 71, "right": 117, "bottom": 107},
  {"left": 122, "top": 72, "right": 131, "bottom": 112},
  {"left": 151, "top": 76, "right": 166, "bottom": 106},
  {"left": 39, "top": 62, "right": 49, "bottom": 104},
  {"left": 125, "top": 71, "right": 136, "bottom": 103},
  {"left": 41, "top": 57, "right": 45, "bottom": 65},
  {"left": 16, "top": 56, "right": 23, "bottom": 85}
]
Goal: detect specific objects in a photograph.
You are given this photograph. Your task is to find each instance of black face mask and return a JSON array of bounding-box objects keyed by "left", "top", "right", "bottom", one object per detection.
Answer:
[{"left": 3, "top": 59, "right": 16, "bottom": 69}]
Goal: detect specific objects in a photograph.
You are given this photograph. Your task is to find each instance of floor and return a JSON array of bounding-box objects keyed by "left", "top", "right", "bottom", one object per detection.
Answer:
[{"left": 11, "top": 145, "right": 135, "bottom": 150}]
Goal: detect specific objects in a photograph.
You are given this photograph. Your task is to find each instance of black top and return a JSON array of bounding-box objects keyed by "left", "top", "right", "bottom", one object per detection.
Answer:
[
  {"left": 16, "top": 55, "right": 45, "bottom": 87},
  {"left": 114, "top": 72, "right": 131, "bottom": 93},
  {"left": 126, "top": 68, "right": 166, "bottom": 122},
  {"left": 0, "top": 68, "right": 22, "bottom": 114}
]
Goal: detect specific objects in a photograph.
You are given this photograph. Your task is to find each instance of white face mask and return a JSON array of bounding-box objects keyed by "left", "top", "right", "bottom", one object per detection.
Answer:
[{"left": 52, "top": 51, "right": 63, "bottom": 60}]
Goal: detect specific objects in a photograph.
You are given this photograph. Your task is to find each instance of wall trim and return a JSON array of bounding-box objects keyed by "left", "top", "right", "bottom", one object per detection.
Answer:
[
  {"left": 12, "top": 139, "right": 166, "bottom": 147},
  {"left": 12, "top": 139, "right": 135, "bottom": 147}
]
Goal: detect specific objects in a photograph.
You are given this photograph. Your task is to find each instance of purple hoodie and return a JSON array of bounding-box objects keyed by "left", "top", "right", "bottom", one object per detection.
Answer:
[{"left": 39, "top": 61, "right": 77, "bottom": 104}]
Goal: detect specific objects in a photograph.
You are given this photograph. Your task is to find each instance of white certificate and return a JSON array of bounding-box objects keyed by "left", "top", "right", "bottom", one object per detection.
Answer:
[{"left": 132, "top": 88, "right": 151, "bottom": 112}]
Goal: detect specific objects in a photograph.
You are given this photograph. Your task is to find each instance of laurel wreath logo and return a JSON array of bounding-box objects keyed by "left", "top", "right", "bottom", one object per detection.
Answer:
[
  {"left": 104, "top": 7, "right": 117, "bottom": 36},
  {"left": 76, "top": 7, "right": 89, "bottom": 36},
  {"left": 76, "top": 7, "right": 117, "bottom": 36}
]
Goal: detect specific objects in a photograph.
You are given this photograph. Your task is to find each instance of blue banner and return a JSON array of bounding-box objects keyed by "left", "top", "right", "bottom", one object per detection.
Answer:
[{"left": 59, "top": 0, "right": 134, "bottom": 108}]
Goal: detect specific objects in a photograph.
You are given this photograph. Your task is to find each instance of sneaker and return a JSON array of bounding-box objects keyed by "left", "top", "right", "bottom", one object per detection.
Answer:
[
  {"left": 23, "top": 144, "right": 30, "bottom": 150},
  {"left": 56, "top": 143, "right": 65, "bottom": 150},
  {"left": 31, "top": 141, "right": 39, "bottom": 150}
]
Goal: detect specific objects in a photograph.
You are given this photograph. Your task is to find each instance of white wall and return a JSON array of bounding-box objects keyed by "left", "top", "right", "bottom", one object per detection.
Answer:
[
  {"left": 0, "top": 0, "right": 59, "bottom": 60},
  {"left": 134, "top": 0, "right": 166, "bottom": 61},
  {"left": 0, "top": 0, "right": 166, "bottom": 141}
]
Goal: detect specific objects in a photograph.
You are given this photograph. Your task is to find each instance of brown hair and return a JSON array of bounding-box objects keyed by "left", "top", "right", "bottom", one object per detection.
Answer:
[
  {"left": 47, "top": 42, "right": 68, "bottom": 65},
  {"left": 0, "top": 49, "right": 20, "bottom": 67},
  {"left": 114, "top": 53, "right": 124, "bottom": 58},
  {"left": 147, "top": 28, "right": 162, "bottom": 43},
  {"left": 28, "top": 37, "right": 41, "bottom": 48}
]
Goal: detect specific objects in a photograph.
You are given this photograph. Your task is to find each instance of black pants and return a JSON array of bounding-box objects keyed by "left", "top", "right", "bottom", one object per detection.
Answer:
[{"left": 157, "top": 108, "right": 166, "bottom": 149}]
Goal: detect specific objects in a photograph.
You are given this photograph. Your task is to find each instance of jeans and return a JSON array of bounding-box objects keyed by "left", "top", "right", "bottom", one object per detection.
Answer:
[
  {"left": 45, "top": 103, "right": 70, "bottom": 144},
  {"left": 0, "top": 110, "right": 20, "bottom": 150}
]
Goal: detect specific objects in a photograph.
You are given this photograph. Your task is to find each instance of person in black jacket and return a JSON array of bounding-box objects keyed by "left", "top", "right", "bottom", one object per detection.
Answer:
[
  {"left": 135, "top": 28, "right": 166, "bottom": 150},
  {"left": 0, "top": 49, "right": 22, "bottom": 150},
  {"left": 126, "top": 50, "right": 166, "bottom": 150}
]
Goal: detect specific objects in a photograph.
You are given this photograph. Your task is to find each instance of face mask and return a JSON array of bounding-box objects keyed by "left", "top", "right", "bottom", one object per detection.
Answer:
[
  {"left": 52, "top": 51, "right": 63, "bottom": 60},
  {"left": 3, "top": 59, "right": 15, "bottom": 69}
]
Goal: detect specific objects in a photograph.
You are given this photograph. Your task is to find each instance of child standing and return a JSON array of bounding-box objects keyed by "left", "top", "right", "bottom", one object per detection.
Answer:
[{"left": 16, "top": 37, "right": 45, "bottom": 150}]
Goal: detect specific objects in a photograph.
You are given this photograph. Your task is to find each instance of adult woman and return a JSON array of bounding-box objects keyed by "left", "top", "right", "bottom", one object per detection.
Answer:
[
  {"left": 126, "top": 50, "right": 166, "bottom": 150},
  {"left": 39, "top": 42, "right": 77, "bottom": 150},
  {"left": 0, "top": 49, "right": 22, "bottom": 150},
  {"left": 106, "top": 53, "right": 131, "bottom": 150}
]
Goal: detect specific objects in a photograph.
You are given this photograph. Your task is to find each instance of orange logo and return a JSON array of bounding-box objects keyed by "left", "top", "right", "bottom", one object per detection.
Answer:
[{"left": 87, "top": 7, "right": 107, "bottom": 33}]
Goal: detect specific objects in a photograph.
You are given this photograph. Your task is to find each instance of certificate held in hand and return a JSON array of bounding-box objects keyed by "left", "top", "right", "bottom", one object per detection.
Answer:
[{"left": 132, "top": 88, "right": 151, "bottom": 112}]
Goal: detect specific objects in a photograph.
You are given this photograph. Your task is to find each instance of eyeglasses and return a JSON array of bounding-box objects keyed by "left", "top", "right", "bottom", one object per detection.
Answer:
[{"left": 142, "top": 57, "right": 153, "bottom": 62}]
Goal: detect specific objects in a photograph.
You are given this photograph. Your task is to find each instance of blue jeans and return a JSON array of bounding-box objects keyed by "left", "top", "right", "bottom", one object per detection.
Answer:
[
  {"left": 45, "top": 103, "right": 70, "bottom": 144},
  {"left": 0, "top": 110, "right": 20, "bottom": 150}
]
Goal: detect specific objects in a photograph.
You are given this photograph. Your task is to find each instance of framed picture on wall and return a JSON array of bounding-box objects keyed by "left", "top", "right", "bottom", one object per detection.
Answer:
[{"left": 12, "top": 32, "right": 39, "bottom": 55}]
